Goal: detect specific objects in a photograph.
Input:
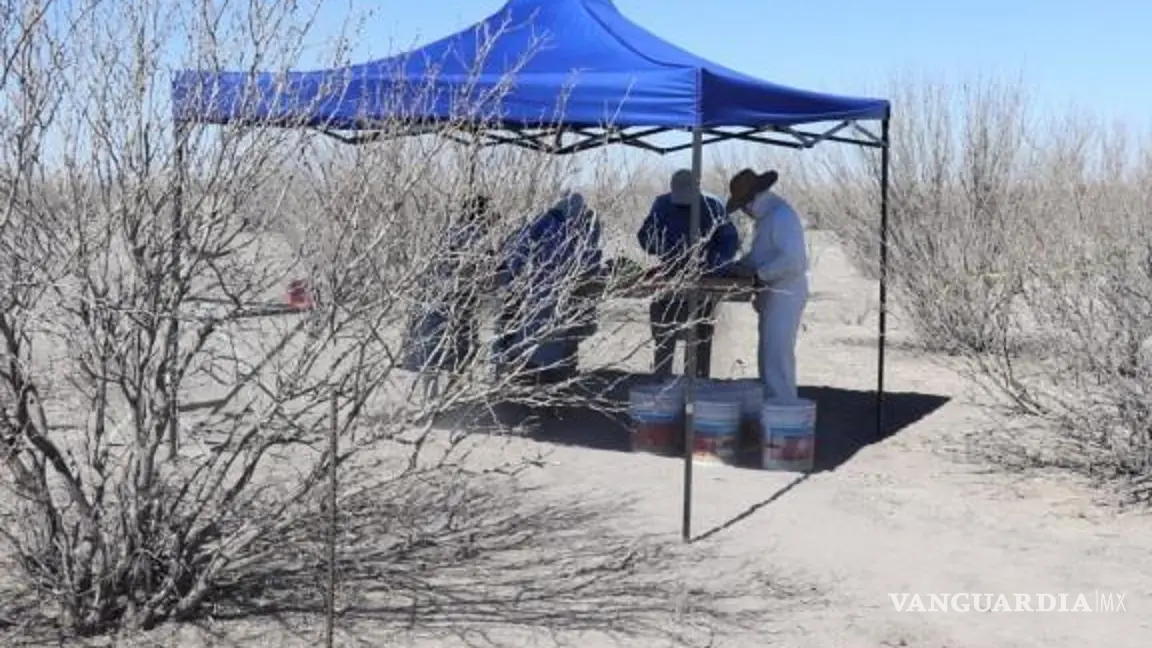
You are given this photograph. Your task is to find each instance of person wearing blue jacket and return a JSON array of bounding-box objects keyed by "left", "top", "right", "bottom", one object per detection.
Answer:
[
  {"left": 403, "top": 194, "right": 498, "bottom": 400},
  {"left": 637, "top": 169, "right": 740, "bottom": 379},
  {"left": 494, "top": 192, "right": 603, "bottom": 383}
]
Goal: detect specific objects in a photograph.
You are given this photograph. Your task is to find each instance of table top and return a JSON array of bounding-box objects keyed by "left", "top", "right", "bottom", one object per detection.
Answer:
[
  {"left": 586, "top": 268, "right": 756, "bottom": 301},
  {"left": 189, "top": 266, "right": 757, "bottom": 320}
]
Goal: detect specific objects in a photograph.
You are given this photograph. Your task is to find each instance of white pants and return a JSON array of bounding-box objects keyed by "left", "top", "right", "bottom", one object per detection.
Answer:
[{"left": 754, "top": 278, "right": 809, "bottom": 401}]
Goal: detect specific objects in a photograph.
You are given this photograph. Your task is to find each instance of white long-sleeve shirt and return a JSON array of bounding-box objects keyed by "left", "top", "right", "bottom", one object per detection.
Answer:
[{"left": 740, "top": 191, "right": 809, "bottom": 288}]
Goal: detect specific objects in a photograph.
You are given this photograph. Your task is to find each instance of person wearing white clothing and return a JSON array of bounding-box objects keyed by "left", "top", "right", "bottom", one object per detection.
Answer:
[{"left": 725, "top": 168, "right": 809, "bottom": 401}]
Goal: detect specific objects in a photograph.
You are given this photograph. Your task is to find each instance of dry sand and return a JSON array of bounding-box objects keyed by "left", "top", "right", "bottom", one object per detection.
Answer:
[
  {"left": 10, "top": 230, "right": 1152, "bottom": 647},
  {"left": 516, "top": 230, "right": 1152, "bottom": 647}
]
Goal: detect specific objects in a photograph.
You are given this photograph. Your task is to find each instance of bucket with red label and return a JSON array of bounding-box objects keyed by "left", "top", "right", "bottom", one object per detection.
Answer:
[
  {"left": 628, "top": 381, "right": 685, "bottom": 456},
  {"left": 761, "top": 398, "right": 816, "bottom": 472},
  {"left": 691, "top": 395, "right": 741, "bottom": 465}
]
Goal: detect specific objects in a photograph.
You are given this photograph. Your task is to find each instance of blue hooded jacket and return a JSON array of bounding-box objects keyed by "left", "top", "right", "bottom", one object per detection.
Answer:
[
  {"left": 501, "top": 194, "right": 602, "bottom": 288},
  {"left": 637, "top": 193, "right": 740, "bottom": 275},
  {"left": 494, "top": 193, "right": 603, "bottom": 369}
]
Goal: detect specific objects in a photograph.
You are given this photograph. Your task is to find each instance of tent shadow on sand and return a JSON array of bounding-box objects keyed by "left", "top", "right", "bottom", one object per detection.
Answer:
[{"left": 446, "top": 369, "right": 951, "bottom": 474}]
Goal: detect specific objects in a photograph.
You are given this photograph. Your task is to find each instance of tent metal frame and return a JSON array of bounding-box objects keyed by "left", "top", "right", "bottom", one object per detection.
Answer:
[
  {"left": 316, "top": 120, "right": 886, "bottom": 154},
  {"left": 171, "top": 112, "right": 892, "bottom": 544}
]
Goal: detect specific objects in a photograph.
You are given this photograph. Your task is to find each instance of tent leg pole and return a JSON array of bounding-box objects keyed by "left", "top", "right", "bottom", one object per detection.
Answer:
[
  {"left": 876, "top": 117, "right": 891, "bottom": 440},
  {"left": 168, "top": 121, "right": 189, "bottom": 459},
  {"left": 681, "top": 125, "right": 703, "bottom": 543}
]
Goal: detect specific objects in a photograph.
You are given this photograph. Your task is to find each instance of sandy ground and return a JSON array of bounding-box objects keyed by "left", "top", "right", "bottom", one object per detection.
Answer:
[
  {"left": 551, "top": 230, "right": 1152, "bottom": 647},
  {"left": 502, "top": 230, "right": 1152, "bottom": 647},
  {"left": 10, "top": 230, "right": 1152, "bottom": 647}
]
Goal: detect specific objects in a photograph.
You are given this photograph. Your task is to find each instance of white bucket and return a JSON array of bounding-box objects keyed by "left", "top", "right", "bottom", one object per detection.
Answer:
[
  {"left": 761, "top": 398, "right": 817, "bottom": 472},
  {"left": 696, "top": 379, "right": 762, "bottom": 453},
  {"left": 690, "top": 395, "right": 741, "bottom": 464},
  {"left": 693, "top": 378, "right": 737, "bottom": 402},
  {"left": 629, "top": 383, "right": 685, "bottom": 455}
]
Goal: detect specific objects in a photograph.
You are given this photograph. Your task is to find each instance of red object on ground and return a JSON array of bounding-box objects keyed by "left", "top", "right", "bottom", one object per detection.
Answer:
[{"left": 286, "top": 279, "right": 313, "bottom": 310}]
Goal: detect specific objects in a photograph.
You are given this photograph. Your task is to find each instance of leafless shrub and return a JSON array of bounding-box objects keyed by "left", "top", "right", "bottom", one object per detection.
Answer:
[
  {"left": 0, "top": 0, "right": 728, "bottom": 640},
  {"left": 804, "top": 74, "right": 1034, "bottom": 354},
  {"left": 800, "top": 71, "right": 1152, "bottom": 498},
  {"left": 6, "top": 472, "right": 812, "bottom": 646},
  {"left": 963, "top": 122, "right": 1152, "bottom": 500}
]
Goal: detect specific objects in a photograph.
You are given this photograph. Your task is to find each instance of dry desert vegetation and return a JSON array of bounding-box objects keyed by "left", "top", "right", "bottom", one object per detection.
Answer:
[{"left": 1, "top": 2, "right": 1151, "bottom": 647}]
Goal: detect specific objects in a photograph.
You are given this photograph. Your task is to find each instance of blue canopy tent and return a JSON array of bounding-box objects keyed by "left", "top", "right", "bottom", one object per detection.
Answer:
[{"left": 171, "top": 0, "right": 892, "bottom": 542}]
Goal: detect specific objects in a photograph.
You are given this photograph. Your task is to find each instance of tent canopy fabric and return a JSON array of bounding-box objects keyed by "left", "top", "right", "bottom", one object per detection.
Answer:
[{"left": 171, "top": 0, "right": 889, "bottom": 131}]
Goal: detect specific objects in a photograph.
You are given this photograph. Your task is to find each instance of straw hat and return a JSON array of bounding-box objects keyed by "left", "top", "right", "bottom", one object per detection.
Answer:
[{"left": 725, "top": 168, "right": 779, "bottom": 214}]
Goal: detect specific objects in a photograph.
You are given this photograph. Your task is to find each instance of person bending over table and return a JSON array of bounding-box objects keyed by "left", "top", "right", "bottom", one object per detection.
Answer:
[
  {"left": 402, "top": 194, "right": 499, "bottom": 400},
  {"left": 725, "top": 168, "right": 809, "bottom": 402},
  {"left": 637, "top": 169, "right": 740, "bottom": 379},
  {"left": 493, "top": 191, "right": 603, "bottom": 384}
]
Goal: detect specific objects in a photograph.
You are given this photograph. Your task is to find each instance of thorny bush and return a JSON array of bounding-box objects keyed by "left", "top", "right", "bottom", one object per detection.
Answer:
[
  {"left": 0, "top": 0, "right": 691, "bottom": 636},
  {"left": 802, "top": 74, "right": 1152, "bottom": 499}
]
